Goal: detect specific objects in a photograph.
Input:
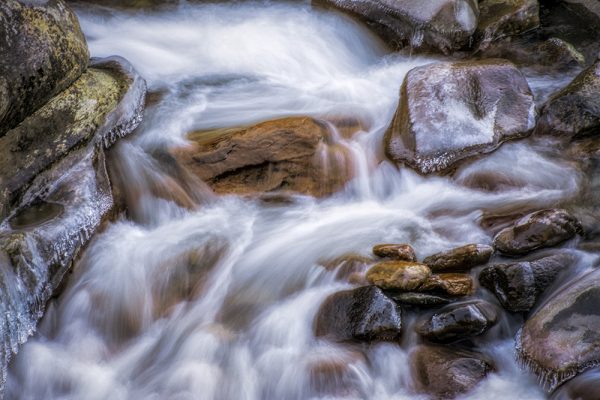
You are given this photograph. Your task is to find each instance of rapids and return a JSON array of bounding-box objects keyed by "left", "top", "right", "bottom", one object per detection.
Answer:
[{"left": 5, "top": 1, "right": 594, "bottom": 399}]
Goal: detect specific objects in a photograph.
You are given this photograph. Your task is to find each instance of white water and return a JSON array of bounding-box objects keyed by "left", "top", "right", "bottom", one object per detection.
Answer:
[{"left": 6, "top": 2, "right": 586, "bottom": 399}]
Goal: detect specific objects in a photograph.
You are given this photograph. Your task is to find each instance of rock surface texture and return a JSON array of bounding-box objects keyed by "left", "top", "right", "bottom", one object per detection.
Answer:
[
  {"left": 314, "top": 286, "right": 402, "bottom": 342},
  {"left": 0, "top": 0, "right": 89, "bottom": 136},
  {"left": 174, "top": 117, "right": 353, "bottom": 197},
  {"left": 385, "top": 59, "right": 536, "bottom": 174},
  {"left": 315, "top": 0, "right": 479, "bottom": 54},
  {"left": 493, "top": 209, "right": 583, "bottom": 256},
  {"left": 518, "top": 268, "right": 600, "bottom": 391},
  {"left": 536, "top": 59, "right": 600, "bottom": 138}
]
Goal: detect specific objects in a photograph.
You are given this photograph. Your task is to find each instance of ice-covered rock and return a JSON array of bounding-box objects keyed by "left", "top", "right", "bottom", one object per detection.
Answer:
[
  {"left": 0, "top": 56, "right": 146, "bottom": 391},
  {"left": 385, "top": 59, "right": 536, "bottom": 174}
]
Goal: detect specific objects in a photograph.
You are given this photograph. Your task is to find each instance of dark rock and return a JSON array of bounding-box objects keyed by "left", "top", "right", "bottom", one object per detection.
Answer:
[
  {"left": 385, "top": 59, "right": 535, "bottom": 174},
  {"left": 366, "top": 261, "right": 431, "bottom": 290},
  {"left": 314, "top": 286, "right": 402, "bottom": 342},
  {"left": 479, "top": 253, "right": 574, "bottom": 312},
  {"left": 315, "top": 0, "right": 479, "bottom": 54},
  {"left": 536, "top": 59, "right": 600, "bottom": 138},
  {"left": 416, "top": 301, "right": 498, "bottom": 342},
  {"left": 518, "top": 267, "right": 600, "bottom": 391},
  {"left": 423, "top": 244, "right": 493, "bottom": 272},
  {"left": 420, "top": 273, "right": 474, "bottom": 296},
  {"left": 173, "top": 117, "right": 354, "bottom": 197},
  {"left": 411, "top": 345, "right": 493, "bottom": 399},
  {"left": 0, "top": 0, "right": 89, "bottom": 136},
  {"left": 387, "top": 291, "right": 454, "bottom": 307},
  {"left": 493, "top": 209, "right": 583, "bottom": 256},
  {"left": 0, "top": 56, "right": 146, "bottom": 390},
  {"left": 476, "top": 0, "right": 539, "bottom": 51},
  {"left": 372, "top": 243, "right": 416, "bottom": 261}
]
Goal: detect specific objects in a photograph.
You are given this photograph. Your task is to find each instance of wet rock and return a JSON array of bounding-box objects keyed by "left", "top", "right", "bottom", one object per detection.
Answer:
[
  {"left": 536, "top": 59, "right": 600, "bottom": 138},
  {"left": 479, "top": 253, "right": 574, "bottom": 312},
  {"left": 307, "top": 350, "right": 366, "bottom": 397},
  {"left": 411, "top": 345, "right": 493, "bottom": 399},
  {"left": 385, "top": 59, "right": 535, "bottom": 174},
  {"left": 173, "top": 117, "right": 353, "bottom": 197},
  {"left": 420, "top": 273, "right": 474, "bottom": 296},
  {"left": 372, "top": 243, "right": 416, "bottom": 261},
  {"left": 387, "top": 291, "right": 454, "bottom": 307},
  {"left": 478, "top": 37, "right": 585, "bottom": 71},
  {"left": 518, "top": 267, "right": 600, "bottom": 391},
  {"left": 315, "top": 0, "right": 479, "bottom": 54},
  {"left": 423, "top": 244, "right": 493, "bottom": 272},
  {"left": 493, "top": 209, "right": 583, "bottom": 256},
  {"left": 416, "top": 301, "right": 498, "bottom": 342},
  {"left": 476, "top": 0, "right": 539, "bottom": 51},
  {"left": 366, "top": 261, "right": 431, "bottom": 291},
  {"left": 314, "top": 286, "right": 402, "bottom": 342},
  {"left": 0, "top": 56, "right": 146, "bottom": 390},
  {"left": 0, "top": 0, "right": 89, "bottom": 135}
]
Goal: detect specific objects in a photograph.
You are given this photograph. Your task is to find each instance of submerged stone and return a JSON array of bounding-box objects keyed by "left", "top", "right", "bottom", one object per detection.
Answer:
[
  {"left": 423, "top": 244, "right": 493, "bottom": 272},
  {"left": 366, "top": 261, "right": 431, "bottom": 291},
  {"left": 479, "top": 253, "right": 574, "bottom": 312},
  {"left": 493, "top": 209, "right": 583, "bottom": 256},
  {"left": 518, "top": 267, "right": 600, "bottom": 391},
  {"left": 314, "top": 286, "right": 402, "bottom": 342},
  {"left": 416, "top": 300, "right": 498, "bottom": 342},
  {"left": 411, "top": 345, "right": 493, "bottom": 399},
  {"left": 385, "top": 59, "right": 535, "bottom": 174},
  {"left": 0, "top": 0, "right": 89, "bottom": 135}
]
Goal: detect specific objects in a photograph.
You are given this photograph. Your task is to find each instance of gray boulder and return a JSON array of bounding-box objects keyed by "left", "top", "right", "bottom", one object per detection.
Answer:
[
  {"left": 385, "top": 59, "right": 535, "bottom": 174},
  {"left": 315, "top": 0, "right": 479, "bottom": 54}
]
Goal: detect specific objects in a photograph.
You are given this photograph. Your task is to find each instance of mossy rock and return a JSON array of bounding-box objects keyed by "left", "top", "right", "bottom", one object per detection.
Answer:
[{"left": 0, "top": 0, "right": 89, "bottom": 136}]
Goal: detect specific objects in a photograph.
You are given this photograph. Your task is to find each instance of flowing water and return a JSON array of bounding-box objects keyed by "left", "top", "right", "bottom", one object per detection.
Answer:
[{"left": 5, "top": 1, "right": 595, "bottom": 399}]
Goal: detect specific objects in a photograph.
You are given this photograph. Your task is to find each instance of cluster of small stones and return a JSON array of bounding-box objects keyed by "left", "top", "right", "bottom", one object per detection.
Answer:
[{"left": 314, "top": 207, "right": 584, "bottom": 398}]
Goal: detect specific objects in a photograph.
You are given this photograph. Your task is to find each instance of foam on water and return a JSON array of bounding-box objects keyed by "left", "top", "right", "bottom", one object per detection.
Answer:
[{"left": 6, "top": 1, "right": 587, "bottom": 399}]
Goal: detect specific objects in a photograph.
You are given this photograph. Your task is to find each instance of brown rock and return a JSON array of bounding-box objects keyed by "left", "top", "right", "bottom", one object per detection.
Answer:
[
  {"left": 420, "top": 273, "right": 474, "bottom": 296},
  {"left": 319, "top": 253, "right": 374, "bottom": 283},
  {"left": 372, "top": 243, "right": 417, "bottom": 261},
  {"left": 173, "top": 117, "right": 353, "bottom": 197},
  {"left": 423, "top": 244, "right": 493, "bottom": 272},
  {"left": 412, "top": 345, "right": 493, "bottom": 399},
  {"left": 366, "top": 261, "right": 431, "bottom": 291}
]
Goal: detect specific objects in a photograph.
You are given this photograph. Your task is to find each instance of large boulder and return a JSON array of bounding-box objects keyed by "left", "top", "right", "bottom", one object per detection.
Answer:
[
  {"left": 315, "top": 0, "right": 479, "bottom": 54},
  {"left": 314, "top": 286, "right": 402, "bottom": 342},
  {"left": 0, "top": 0, "right": 89, "bottom": 136},
  {"left": 493, "top": 209, "right": 583, "bottom": 256},
  {"left": 173, "top": 117, "right": 353, "bottom": 197},
  {"left": 411, "top": 345, "right": 493, "bottom": 399},
  {"left": 536, "top": 59, "right": 600, "bottom": 138},
  {"left": 0, "top": 56, "right": 146, "bottom": 390},
  {"left": 479, "top": 253, "right": 574, "bottom": 312},
  {"left": 366, "top": 261, "right": 431, "bottom": 290},
  {"left": 385, "top": 59, "right": 536, "bottom": 174},
  {"left": 518, "top": 267, "right": 600, "bottom": 391},
  {"left": 475, "top": 0, "right": 540, "bottom": 51},
  {"left": 416, "top": 301, "right": 498, "bottom": 342},
  {"left": 423, "top": 244, "right": 493, "bottom": 272}
]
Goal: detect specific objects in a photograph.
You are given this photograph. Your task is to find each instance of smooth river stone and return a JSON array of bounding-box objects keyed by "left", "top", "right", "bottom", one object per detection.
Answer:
[
  {"left": 372, "top": 243, "right": 417, "bottom": 261},
  {"left": 366, "top": 261, "right": 431, "bottom": 290},
  {"left": 423, "top": 244, "right": 494, "bottom": 272}
]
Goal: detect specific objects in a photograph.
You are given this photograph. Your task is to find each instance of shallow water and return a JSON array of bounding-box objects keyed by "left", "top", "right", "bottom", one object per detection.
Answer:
[{"left": 6, "top": 2, "right": 593, "bottom": 399}]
